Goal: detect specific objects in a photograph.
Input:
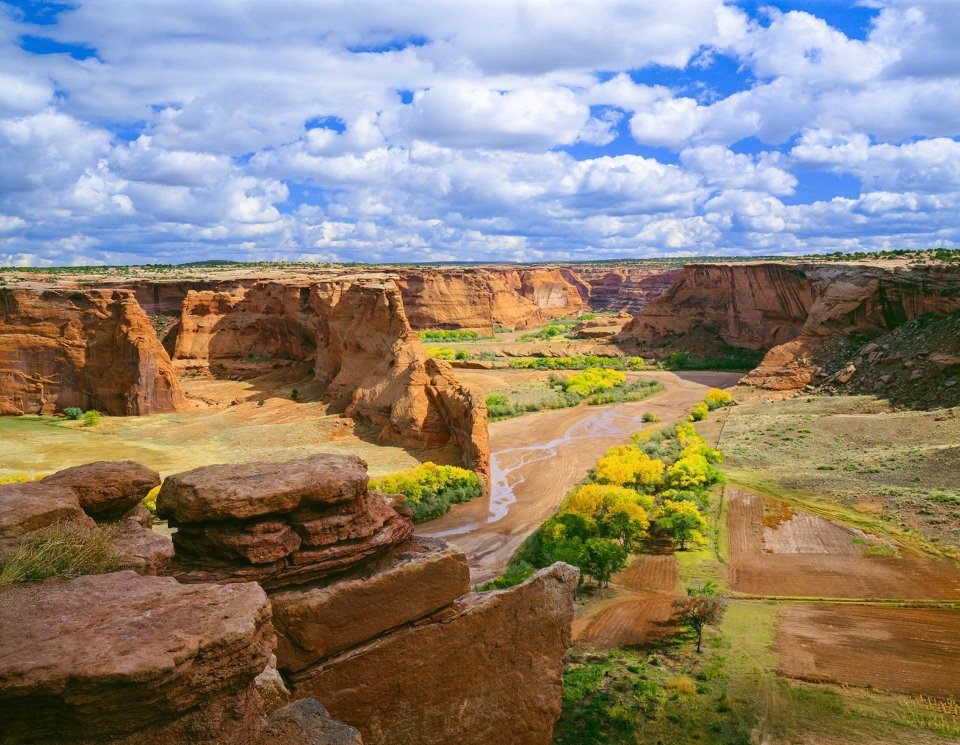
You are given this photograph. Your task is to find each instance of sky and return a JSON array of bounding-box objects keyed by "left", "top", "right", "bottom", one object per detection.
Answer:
[{"left": 1, "top": 0, "right": 959, "bottom": 266}]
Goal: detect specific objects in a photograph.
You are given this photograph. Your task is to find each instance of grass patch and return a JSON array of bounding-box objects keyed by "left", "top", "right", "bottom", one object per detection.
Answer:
[{"left": 0, "top": 522, "right": 124, "bottom": 584}]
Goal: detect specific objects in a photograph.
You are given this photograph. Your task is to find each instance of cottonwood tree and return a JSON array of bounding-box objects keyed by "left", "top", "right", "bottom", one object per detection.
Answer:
[
  {"left": 673, "top": 589, "right": 727, "bottom": 653},
  {"left": 579, "top": 538, "right": 627, "bottom": 596}
]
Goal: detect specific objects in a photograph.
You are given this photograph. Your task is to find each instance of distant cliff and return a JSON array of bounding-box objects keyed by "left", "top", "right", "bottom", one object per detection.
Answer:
[
  {"left": 0, "top": 288, "right": 185, "bottom": 415},
  {"left": 618, "top": 262, "right": 960, "bottom": 389}
]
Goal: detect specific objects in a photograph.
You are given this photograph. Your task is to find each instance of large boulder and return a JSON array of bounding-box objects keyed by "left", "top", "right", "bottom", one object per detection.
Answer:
[
  {"left": 0, "top": 571, "right": 274, "bottom": 744},
  {"left": 158, "top": 455, "right": 414, "bottom": 589},
  {"left": 272, "top": 537, "right": 470, "bottom": 671},
  {"left": 288, "top": 563, "right": 578, "bottom": 745},
  {"left": 264, "top": 699, "right": 363, "bottom": 745},
  {"left": 0, "top": 481, "right": 94, "bottom": 559},
  {"left": 44, "top": 461, "right": 160, "bottom": 521}
]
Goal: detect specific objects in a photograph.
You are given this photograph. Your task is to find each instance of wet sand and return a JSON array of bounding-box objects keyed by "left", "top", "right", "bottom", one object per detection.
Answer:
[{"left": 419, "top": 370, "right": 742, "bottom": 583}]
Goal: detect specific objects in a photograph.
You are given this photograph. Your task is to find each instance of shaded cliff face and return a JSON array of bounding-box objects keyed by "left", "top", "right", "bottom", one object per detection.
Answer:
[
  {"left": 562, "top": 266, "right": 682, "bottom": 314},
  {"left": 173, "top": 280, "right": 490, "bottom": 481},
  {"left": 0, "top": 288, "right": 185, "bottom": 416},
  {"left": 619, "top": 262, "right": 960, "bottom": 390}
]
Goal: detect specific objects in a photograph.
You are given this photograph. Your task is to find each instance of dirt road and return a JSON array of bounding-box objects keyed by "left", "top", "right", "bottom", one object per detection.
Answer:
[{"left": 419, "top": 370, "right": 741, "bottom": 583}]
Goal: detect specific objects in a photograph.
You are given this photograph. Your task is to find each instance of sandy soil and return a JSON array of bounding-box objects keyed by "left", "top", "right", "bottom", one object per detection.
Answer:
[
  {"left": 615, "top": 554, "right": 679, "bottom": 593},
  {"left": 726, "top": 488, "right": 960, "bottom": 599},
  {"left": 419, "top": 370, "right": 742, "bottom": 583},
  {"left": 573, "top": 593, "right": 678, "bottom": 649},
  {"left": 776, "top": 605, "right": 960, "bottom": 699},
  {"left": 0, "top": 373, "right": 436, "bottom": 480}
]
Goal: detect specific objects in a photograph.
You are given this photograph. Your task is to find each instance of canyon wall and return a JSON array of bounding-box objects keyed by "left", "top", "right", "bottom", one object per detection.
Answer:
[
  {"left": 0, "top": 288, "right": 185, "bottom": 416},
  {"left": 619, "top": 262, "right": 960, "bottom": 389},
  {"left": 396, "top": 265, "right": 678, "bottom": 333},
  {"left": 172, "top": 280, "right": 490, "bottom": 481}
]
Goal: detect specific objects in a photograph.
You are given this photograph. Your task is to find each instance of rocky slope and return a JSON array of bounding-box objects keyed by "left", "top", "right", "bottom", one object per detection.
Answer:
[
  {"left": 172, "top": 279, "right": 490, "bottom": 480},
  {"left": 0, "top": 453, "right": 576, "bottom": 743},
  {"left": 619, "top": 262, "right": 960, "bottom": 391},
  {"left": 0, "top": 288, "right": 185, "bottom": 415}
]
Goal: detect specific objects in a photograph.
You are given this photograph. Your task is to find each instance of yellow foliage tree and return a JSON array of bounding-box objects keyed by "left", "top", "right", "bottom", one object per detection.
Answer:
[
  {"left": 561, "top": 483, "right": 652, "bottom": 528},
  {"left": 595, "top": 445, "right": 665, "bottom": 492}
]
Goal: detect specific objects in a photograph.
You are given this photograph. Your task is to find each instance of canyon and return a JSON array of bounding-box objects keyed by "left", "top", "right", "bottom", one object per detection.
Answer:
[{"left": 618, "top": 260, "right": 960, "bottom": 395}]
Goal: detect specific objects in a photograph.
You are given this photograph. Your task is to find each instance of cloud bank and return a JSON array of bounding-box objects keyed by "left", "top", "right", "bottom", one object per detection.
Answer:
[{"left": 1, "top": 0, "right": 958, "bottom": 265}]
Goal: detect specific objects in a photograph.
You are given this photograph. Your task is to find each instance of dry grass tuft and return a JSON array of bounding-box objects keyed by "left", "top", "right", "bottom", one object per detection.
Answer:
[
  {"left": 664, "top": 676, "right": 697, "bottom": 694},
  {"left": 0, "top": 522, "right": 124, "bottom": 584}
]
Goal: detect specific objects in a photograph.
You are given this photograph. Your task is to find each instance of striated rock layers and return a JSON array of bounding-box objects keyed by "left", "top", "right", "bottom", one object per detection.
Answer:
[
  {"left": 619, "top": 262, "right": 960, "bottom": 390},
  {"left": 157, "top": 454, "right": 414, "bottom": 590},
  {"left": 155, "top": 452, "right": 576, "bottom": 744},
  {"left": 395, "top": 267, "right": 587, "bottom": 334},
  {"left": 172, "top": 280, "right": 489, "bottom": 481},
  {"left": 0, "top": 571, "right": 275, "bottom": 744},
  {"left": 562, "top": 266, "right": 682, "bottom": 314},
  {"left": 0, "top": 287, "right": 185, "bottom": 415}
]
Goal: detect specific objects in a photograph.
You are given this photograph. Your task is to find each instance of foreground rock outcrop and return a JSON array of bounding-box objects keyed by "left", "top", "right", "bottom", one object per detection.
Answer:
[
  {"left": 619, "top": 261, "right": 960, "bottom": 390},
  {"left": 0, "top": 461, "right": 171, "bottom": 571},
  {"left": 0, "top": 287, "right": 185, "bottom": 415},
  {"left": 289, "top": 563, "right": 578, "bottom": 745},
  {"left": 0, "top": 571, "right": 274, "bottom": 743},
  {"left": 157, "top": 454, "right": 414, "bottom": 589},
  {"left": 172, "top": 279, "right": 489, "bottom": 481},
  {"left": 0, "top": 452, "right": 576, "bottom": 744}
]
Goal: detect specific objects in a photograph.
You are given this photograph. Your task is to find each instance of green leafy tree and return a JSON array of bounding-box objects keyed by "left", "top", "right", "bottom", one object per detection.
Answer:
[
  {"left": 579, "top": 538, "right": 627, "bottom": 596},
  {"left": 605, "top": 509, "right": 647, "bottom": 551}
]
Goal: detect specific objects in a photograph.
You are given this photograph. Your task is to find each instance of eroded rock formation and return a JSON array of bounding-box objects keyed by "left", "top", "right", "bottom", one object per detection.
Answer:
[
  {"left": 157, "top": 454, "right": 415, "bottom": 589},
  {"left": 172, "top": 280, "right": 490, "bottom": 481},
  {"left": 619, "top": 262, "right": 960, "bottom": 390},
  {"left": 396, "top": 268, "right": 587, "bottom": 334},
  {"left": 0, "top": 461, "right": 171, "bottom": 571},
  {"left": 0, "top": 571, "right": 274, "bottom": 744},
  {"left": 563, "top": 266, "right": 682, "bottom": 314},
  {"left": 288, "top": 563, "right": 578, "bottom": 745},
  {"left": 0, "top": 288, "right": 185, "bottom": 415}
]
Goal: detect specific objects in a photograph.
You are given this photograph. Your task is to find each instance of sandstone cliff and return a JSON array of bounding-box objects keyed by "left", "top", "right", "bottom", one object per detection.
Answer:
[
  {"left": 618, "top": 262, "right": 960, "bottom": 390},
  {"left": 173, "top": 280, "right": 490, "bottom": 481},
  {"left": 0, "top": 288, "right": 185, "bottom": 416},
  {"left": 396, "top": 268, "right": 587, "bottom": 334},
  {"left": 562, "top": 266, "right": 681, "bottom": 313}
]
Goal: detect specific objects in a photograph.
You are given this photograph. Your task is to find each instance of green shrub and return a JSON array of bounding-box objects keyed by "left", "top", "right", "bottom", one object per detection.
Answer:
[
  {"left": 369, "top": 463, "right": 483, "bottom": 522},
  {"left": 642, "top": 412, "right": 659, "bottom": 422},
  {"left": 688, "top": 402, "right": 709, "bottom": 421},
  {"left": 81, "top": 410, "right": 101, "bottom": 427},
  {"left": 426, "top": 346, "right": 456, "bottom": 360},
  {"left": 418, "top": 329, "right": 481, "bottom": 342},
  {"left": 290, "top": 389, "right": 299, "bottom": 400},
  {"left": 478, "top": 560, "right": 537, "bottom": 591},
  {"left": 0, "top": 522, "right": 124, "bottom": 584},
  {"left": 63, "top": 407, "right": 84, "bottom": 420}
]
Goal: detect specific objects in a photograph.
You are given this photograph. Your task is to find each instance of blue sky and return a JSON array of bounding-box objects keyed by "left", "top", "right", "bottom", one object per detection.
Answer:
[{"left": 0, "top": 0, "right": 958, "bottom": 265}]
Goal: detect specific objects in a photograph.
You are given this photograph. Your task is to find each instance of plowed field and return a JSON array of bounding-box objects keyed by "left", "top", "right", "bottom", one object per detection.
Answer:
[
  {"left": 574, "top": 594, "right": 677, "bottom": 649},
  {"left": 776, "top": 605, "right": 960, "bottom": 699}
]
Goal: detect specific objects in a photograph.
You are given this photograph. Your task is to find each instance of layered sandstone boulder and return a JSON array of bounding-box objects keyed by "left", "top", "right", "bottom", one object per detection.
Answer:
[
  {"left": 0, "top": 287, "right": 185, "bottom": 415},
  {"left": 157, "top": 454, "right": 414, "bottom": 589},
  {"left": 288, "top": 563, "right": 578, "bottom": 745},
  {"left": 44, "top": 460, "right": 161, "bottom": 521},
  {"left": 0, "top": 462, "right": 170, "bottom": 570},
  {"left": 0, "top": 571, "right": 274, "bottom": 744},
  {"left": 271, "top": 537, "right": 470, "bottom": 671},
  {"left": 171, "top": 280, "right": 490, "bottom": 482}
]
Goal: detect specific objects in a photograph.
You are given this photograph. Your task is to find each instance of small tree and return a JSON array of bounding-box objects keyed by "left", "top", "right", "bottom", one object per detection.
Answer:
[
  {"left": 673, "top": 591, "right": 726, "bottom": 652},
  {"left": 81, "top": 410, "right": 100, "bottom": 427},
  {"left": 579, "top": 538, "right": 627, "bottom": 596}
]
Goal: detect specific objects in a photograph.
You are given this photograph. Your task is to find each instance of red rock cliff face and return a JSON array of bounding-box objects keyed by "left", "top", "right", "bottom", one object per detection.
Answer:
[
  {"left": 172, "top": 280, "right": 490, "bottom": 481},
  {"left": 0, "top": 288, "right": 185, "bottom": 415},
  {"left": 619, "top": 262, "right": 960, "bottom": 389},
  {"left": 396, "top": 268, "right": 586, "bottom": 333},
  {"left": 562, "top": 266, "right": 682, "bottom": 314}
]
